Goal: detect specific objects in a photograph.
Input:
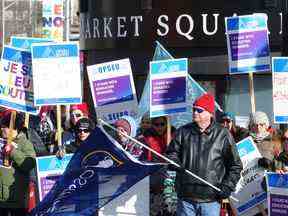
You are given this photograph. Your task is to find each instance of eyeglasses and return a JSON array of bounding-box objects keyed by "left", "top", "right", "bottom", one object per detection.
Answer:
[
  {"left": 193, "top": 107, "right": 205, "bottom": 113},
  {"left": 77, "top": 129, "right": 90, "bottom": 133},
  {"left": 153, "top": 122, "right": 166, "bottom": 127},
  {"left": 71, "top": 113, "right": 82, "bottom": 118}
]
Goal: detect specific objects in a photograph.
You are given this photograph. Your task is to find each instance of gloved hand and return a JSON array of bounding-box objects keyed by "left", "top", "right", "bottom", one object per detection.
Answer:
[
  {"left": 216, "top": 185, "right": 231, "bottom": 200},
  {"left": 258, "top": 157, "right": 273, "bottom": 170}
]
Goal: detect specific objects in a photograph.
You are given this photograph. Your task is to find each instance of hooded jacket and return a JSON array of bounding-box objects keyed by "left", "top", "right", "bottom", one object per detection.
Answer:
[
  {"left": 0, "top": 132, "right": 36, "bottom": 209},
  {"left": 166, "top": 120, "right": 242, "bottom": 201}
]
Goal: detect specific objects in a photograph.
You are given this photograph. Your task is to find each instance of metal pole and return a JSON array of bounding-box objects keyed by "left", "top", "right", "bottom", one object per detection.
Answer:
[
  {"left": 2, "top": 0, "right": 5, "bottom": 48},
  {"left": 99, "top": 118, "right": 239, "bottom": 202}
]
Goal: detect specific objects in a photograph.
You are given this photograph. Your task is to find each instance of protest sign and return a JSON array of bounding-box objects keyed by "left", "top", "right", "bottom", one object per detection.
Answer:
[
  {"left": 225, "top": 14, "right": 270, "bottom": 74},
  {"left": 272, "top": 57, "right": 288, "bottom": 123},
  {"left": 266, "top": 172, "right": 288, "bottom": 216},
  {"left": 31, "top": 42, "right": 82, "bottom": 106},
  {"left": 42, "top": 0, "right": 64, "bottom": 41},
  {"left": 231, "top": 137, "right": 267, "bottom": 216},
  {"left": 10, "top": 36, "right": 52, "bottom": 50},
  {"left": 36, "top": 154, "right": 73, "bottom": 201},
  {"left": 0, "top": 46, "right": 38, "bottom": 114},
  {"left": 138, "top": 41, "right": 222, "bottom": 128},
  {"left": 149, "top": 58, "right": 187, "bottom": 118},
  {"left": 87, "top": 58, "right": 138, "bottom": 123}
]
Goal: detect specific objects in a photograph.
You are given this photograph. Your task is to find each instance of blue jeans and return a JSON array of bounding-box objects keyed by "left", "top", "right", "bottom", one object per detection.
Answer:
[{"left": 176, "top": 199, "right": 220, "bottom": 216}]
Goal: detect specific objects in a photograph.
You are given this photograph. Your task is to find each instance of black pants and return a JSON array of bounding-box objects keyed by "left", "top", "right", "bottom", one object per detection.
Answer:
[{"left": 0, "top": 208, "right": 27, "bottom": 216}]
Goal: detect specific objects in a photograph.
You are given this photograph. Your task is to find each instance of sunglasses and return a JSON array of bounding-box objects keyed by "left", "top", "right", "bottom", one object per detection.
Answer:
[
  {"left": 77, "top": 128, "right": 90, "bottom": 133},
  {"left": 193, "top": 107, "right": 205, "bottom": 113},
  {"left": 221, "top": 119, "right": 232, "bottom": 123},
  {"left": 153, "top": 122, "right": 166, "bottom": 127}
]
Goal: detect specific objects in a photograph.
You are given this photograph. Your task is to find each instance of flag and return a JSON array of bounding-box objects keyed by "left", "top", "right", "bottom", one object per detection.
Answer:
[
  {"left": 137, "top": 41, "right": 222, "bottom": 128},
  {"left": 30, "top": 126, "right": 162, "bottom": 216}
]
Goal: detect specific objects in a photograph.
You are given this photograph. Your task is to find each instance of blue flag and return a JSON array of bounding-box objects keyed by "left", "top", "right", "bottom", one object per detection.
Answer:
[
  {"left": 138, "top": 41, "right": 222, "bottom": 128},
  {"left": 30, "top": 126, "right": 162, "bottom": 216}
]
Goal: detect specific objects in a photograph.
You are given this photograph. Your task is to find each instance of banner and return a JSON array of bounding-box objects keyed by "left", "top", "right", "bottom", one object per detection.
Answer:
[
  {"left": 0, "top": 46, "right": 38, "bottom": 114},
  {"left": 10, "top": 36, "right": 52, "bottom": 51},
  {"left": 225, "top": 14, "right": 270, "bottom": 74},
  {"left": 266, "top": 172, "right": 288, "bottom": 216},
  {"left": 230, "top": 137, "right": 267, "bottom": 216},
  {"left": 138, "top": 41, "right": 222, "bottom": 128},
  {"left": 42, "top": 0, "right": 64, "bottom": 41},
  {"left": 36, "top": 154, "right": 73, "bottom": 201},
  {"left": 87, "top": 58, "right": 138, "bottom": 123},
  {"left": 30, "top": 126, "right": 162, "bottom": 216},
  {"left": 149, "top": 58, "right": 187, "bottom": 118},
  {"left": 31, "top": 42, "right": 82, "bottom": 106},
  {"left": 272, "top": 57, "right": 288, "bottom": 123}
]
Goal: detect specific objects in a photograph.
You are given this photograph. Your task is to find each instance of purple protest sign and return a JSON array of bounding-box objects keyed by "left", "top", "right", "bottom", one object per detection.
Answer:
[
  {"left": 92, "top": 75, "right": 134, "bottom": 106},
  {"left": 229, "top": 30, "right": 269, "bottom": 61},
  {"left": 40, "top": 175, "right": 61, "bottom": 200},
  {"left": 269, "top": 194, "right": 288, "bottom": 216},
  {"left": 151, "top": 77, "right": 186, "bottom": 105}
]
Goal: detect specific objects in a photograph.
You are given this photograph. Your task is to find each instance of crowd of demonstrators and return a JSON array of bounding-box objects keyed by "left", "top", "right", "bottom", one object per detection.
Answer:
[
  {"left": 166, "top": 93, "right": 242, "bottom": 216},
  {"left": 0, "top": 110, "right": 36, "bottom": 216}
]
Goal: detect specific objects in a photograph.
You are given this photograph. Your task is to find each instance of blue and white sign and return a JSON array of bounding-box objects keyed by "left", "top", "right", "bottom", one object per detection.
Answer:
[
  {"left": 149, "top": 58, "right": 187, "bottom": 118},
  {"left": 266, "top": 173, "right": 288, "bottom": 216},
  {"left": 231, "top": 137, "right": 267, "bottom": 216},
  {"left": 0, "top": 46, "right": 38, "bottom": 114},
  {"left": 31, "top": 42, "right": 82, "bottom": 105},
  {"left": 10, "top": 36, "right": 52, "bottom": 51},
  {"left": 36, "top": 154, "right": 73, "bottom": 201},
  {"left": 87, "top": 58, "right": 138, "bottom": 123},
  {"left": 225, "top": 14, "right": 270, "bottom": 74},
  {"left": 272, "top": 57, "right": 288, "bottom": 124}
]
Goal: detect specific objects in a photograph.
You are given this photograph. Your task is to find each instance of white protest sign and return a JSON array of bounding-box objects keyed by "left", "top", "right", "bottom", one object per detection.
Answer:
[
  {"left": 10, "top": 36, "right": 53, "bottom": 50},
  {"left": 272, "top": 57, "right": 288, "bottom": 123},
  {"left": 31, "top": 42, "right": 82, "bottom": 105},
  {"left": 87, "top": 58, "right": 138, "bottom": 123},
  {"left": 231, "top": 137, "right": 267, "bottom": 216},
  {"left": 0, "top": 46, "right": 38, "bottom": 114},
  {"left": 149, "top": 58, "right": 187, "bottom": 118}
]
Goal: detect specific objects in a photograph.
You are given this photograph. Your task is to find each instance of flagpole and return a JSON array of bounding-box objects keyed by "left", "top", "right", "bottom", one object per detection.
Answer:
[{"left": 99, "top": 118, "right": 239, "bottom": 202}]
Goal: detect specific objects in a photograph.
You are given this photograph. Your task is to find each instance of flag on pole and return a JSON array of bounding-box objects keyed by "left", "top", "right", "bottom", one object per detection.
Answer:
[
  {"left": 30, "top": 126, "right": 162, "bottom": 216},
  {"left": 138, "top": 41, "right": 222, "bottom": 128}
]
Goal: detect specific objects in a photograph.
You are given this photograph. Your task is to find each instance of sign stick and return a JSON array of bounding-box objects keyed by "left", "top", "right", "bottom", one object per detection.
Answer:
[
  {"left": 99, "top": 118, "right": 239, "bottom": 202},
  {"left": 24, "top": 113, "right": 30, "bottom": 128},
  {"left": 166, "top": 116, "right": 171, "bottom": 146},
  {"left": 4, "top": 110, "right": 16, "bottom": 167},
  {"left": 248, "top": 72, "right": 256, "bottom": 113},
  {"left": 56, "top": 105, "right": 62, "bottom": 149}
]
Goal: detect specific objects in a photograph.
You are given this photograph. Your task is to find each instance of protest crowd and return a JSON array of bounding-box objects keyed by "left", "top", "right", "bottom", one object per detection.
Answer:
[{"left": 0, "top": 13, "right": 288, "bottom": 216}]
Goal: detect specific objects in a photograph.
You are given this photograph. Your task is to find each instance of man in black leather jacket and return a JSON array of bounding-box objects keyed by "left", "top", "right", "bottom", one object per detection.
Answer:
[{"left": 166, "top": 93, "right": 242, "bottom": 216}]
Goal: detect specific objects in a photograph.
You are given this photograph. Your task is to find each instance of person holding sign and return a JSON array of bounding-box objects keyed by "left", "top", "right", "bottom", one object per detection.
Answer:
[
  {"left": 166, "top": 93, "right": 242, "bottom": 216},
  {"left": 273, "top": 129, "right": 288, "bottom": 174},
  {"left": 0, "top": 110, "right": 36, "bottom": 216}
]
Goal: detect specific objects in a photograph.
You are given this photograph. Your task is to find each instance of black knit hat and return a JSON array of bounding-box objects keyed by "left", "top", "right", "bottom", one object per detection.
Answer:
[{"left": 75, "top": 117, "right": 94, "bottom": 131}]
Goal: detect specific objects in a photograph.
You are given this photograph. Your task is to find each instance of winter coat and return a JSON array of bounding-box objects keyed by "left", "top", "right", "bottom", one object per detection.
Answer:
[
  {"left": 166, "top": 120, "right": 242, "bottom": 201},
  {"left": 0, "top": 132, "right": 36, "bottom": 209}
]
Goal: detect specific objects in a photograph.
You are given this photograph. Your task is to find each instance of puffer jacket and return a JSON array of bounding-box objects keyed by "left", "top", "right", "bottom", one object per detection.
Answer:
[
  {"left": 166, "top": 120, "right": 242, "bottom": 201},
  {"left": 0, "top": 132, "right": 36, "bottom": 209}
]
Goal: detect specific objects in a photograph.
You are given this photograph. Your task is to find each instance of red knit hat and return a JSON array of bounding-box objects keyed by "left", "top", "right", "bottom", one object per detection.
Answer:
[
  {"left": 193, "top": 93, "right": 215, "bottom": 114},
  {"left": 70, "top": 103, "right": 89, "bottom": 116}
]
